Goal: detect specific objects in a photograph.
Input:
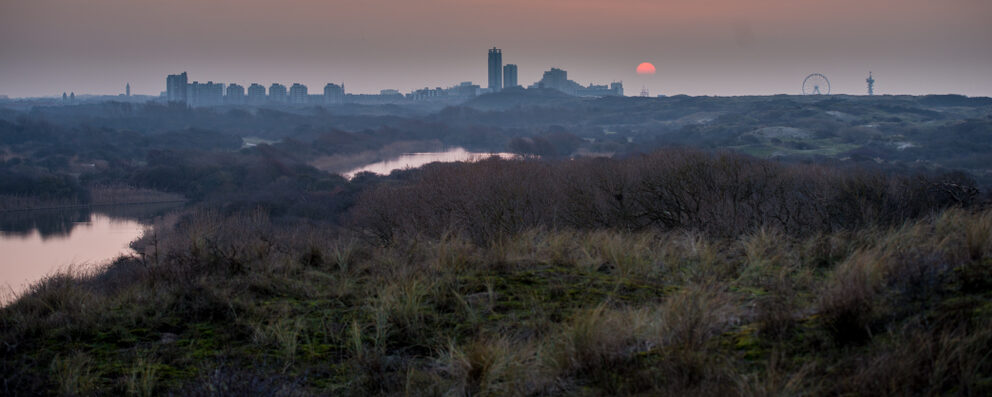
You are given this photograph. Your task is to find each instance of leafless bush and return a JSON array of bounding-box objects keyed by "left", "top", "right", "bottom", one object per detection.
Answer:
[{"left": 350, "top": 148, "right": 970, "bottom": 242}]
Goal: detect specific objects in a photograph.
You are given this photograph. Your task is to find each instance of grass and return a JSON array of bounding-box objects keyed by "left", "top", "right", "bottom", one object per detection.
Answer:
[
  {"left": 728, "top": 138, "right": 861, "bottom": 159},
  {"left": 2, "top": 208, "right": 992, "bottom": 395},
  {"left": 124, "top": 354, "right": 160, "bottom": 397}
]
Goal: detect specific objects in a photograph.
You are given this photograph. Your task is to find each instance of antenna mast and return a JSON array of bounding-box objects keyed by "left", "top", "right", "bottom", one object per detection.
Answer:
[{"left": 866, "top": 72, "right": 875, "bottom": 96}]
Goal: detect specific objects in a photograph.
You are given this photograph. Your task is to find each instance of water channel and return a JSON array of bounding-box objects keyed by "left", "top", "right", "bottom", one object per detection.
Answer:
[{"left": 0, "top": 203, "right": 181, "bottom": 301}]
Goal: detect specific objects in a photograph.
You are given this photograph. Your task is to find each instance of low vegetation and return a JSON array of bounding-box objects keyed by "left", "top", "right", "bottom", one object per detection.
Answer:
[
  {"left": 2, "top": 94, "right": 991, "bottom": 394},
  {"left": 3, "top": 148, "right": 991, "bottom": 395}
]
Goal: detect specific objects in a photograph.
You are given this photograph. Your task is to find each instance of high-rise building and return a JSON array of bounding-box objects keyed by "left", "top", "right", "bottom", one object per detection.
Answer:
[
  {"left": 269, "top": 83, "right": 287, "bottom": 103},
  {"left": 126, "top": 83, "right": 130, "bottom": 97},
  {"left": 323, "top": 83, "right": 344, "bottom": 104},
  {"left": 247, "top": 83, "right": 266, "bottom": 104},
  {"left": 226, "top": 83, "right": 245, "bottom": 104},
  {"left": 189, "top": 81, "right": 224, "bottom": 107},
  {"left": 503, "top": 64, "right": 518, "bottom": 89},
  {"left": 610, "top": 82, "right": 624, "bottom": 96},
  {"left": 166, "top": 72, "right": 188, "bottom": 103},
  {"left": 539, "top": 68, "right": 569, "bottom": 92},
  {"left": 488, "top": 47, "right": 502, "bottom": 92},
  {"left": 289, "top": 83, "right": 308, "bottom": 104}
]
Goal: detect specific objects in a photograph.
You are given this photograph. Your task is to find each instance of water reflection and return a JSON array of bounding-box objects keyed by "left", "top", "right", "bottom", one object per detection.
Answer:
[
  {"left": 0, "top": 203, "right": 182, "bottom": 301},
  {"left": 0, "top": 202, "right": 180, "bottom": 239},
  {"left": 342, "top": 147, "right": 519, "bottom": 179}
]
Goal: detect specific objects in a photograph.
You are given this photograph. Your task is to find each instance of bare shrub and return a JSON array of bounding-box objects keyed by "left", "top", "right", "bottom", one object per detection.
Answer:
[
  {"left": 350, "top": 148, "right": 962, "bottom": 243},
  {"left": 439, "top": 336, "right": 544, "bottom": 396}
]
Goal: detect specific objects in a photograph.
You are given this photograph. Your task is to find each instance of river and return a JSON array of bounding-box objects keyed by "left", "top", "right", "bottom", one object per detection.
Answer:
[
  {"left": 3, "top": 149, "right": 516, "bottom": 301},
  {"left": 341, "top": 147, "right": 519, "bottom": 179},
  {"left": 0, "top": 203, "right": 181, "bottom": 302}
]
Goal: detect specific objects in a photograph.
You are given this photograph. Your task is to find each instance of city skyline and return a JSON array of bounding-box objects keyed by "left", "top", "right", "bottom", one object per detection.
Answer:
[
  {"left": 159, "top": 59, "right": 624, "bottom": 107},
  {"left": 2, "top": 0, "right": 991, "bottom": 98}
]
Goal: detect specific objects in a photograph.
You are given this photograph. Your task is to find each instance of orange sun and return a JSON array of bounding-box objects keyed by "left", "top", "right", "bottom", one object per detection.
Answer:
[{"left": 636, "top": 62, "right": 656, "bottom": 75}]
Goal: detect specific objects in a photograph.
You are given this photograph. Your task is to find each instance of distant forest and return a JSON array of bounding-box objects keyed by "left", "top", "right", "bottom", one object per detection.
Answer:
[{"left": 2, "top": 92, "right": 990, "bottom": 216}]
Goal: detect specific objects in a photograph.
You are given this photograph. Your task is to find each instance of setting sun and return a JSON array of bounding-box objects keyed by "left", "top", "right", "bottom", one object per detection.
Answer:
[{"left": 636, "top": 62, "right": 656, "bottom": 75}]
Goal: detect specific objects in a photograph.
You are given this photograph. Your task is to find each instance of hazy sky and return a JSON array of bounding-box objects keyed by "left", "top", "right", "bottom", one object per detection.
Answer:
[{"left": 2, "top": 0, "right": 991, "bottom": 97}]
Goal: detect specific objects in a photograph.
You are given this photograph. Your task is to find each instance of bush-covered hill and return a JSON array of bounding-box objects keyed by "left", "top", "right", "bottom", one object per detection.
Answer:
[{"left": 2, "top": 149, "right": 991, "bottom": 396}]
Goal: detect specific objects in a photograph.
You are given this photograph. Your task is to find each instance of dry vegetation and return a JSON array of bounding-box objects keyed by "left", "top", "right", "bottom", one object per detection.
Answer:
[
  {"left": 352, "top": 149, "right": 979, "bottom": 242},
  {"left": 2, "top": 150, "right": 991, "bottom": 396}
]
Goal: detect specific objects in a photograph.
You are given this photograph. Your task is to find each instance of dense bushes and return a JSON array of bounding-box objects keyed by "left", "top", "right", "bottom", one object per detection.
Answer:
[
  {"left": 351, "top": 148, "right": 978, "bottom": 243},
  {"left": 0, "top": 166, "right": 89, "bottom": 209}
]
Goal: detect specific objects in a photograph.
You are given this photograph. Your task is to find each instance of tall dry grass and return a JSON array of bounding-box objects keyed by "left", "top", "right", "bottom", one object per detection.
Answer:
[{"left": 3, "top": 207, "right": 991, "bottom": 395}]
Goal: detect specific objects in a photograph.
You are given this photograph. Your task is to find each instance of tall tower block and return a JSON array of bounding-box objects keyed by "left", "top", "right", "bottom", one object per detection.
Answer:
[
  {"left": 166, "top": 72, "right": 188, "bottom": 103},
  {"left": 503, "top": 64, "right": 518, "bottom": 89},
  {"left": 488, "top": 47, "right": 502, "bottom": 92}
]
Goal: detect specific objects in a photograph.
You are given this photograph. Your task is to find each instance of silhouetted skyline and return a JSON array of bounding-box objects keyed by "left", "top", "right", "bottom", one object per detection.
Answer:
[{"left": 1, "top": 0, "right": 991, "bottom": 97}]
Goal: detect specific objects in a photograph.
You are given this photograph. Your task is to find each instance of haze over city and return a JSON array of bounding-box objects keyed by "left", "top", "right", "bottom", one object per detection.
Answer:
[{"left": 2, "top": 0, "right": 991, "bottom": 98}]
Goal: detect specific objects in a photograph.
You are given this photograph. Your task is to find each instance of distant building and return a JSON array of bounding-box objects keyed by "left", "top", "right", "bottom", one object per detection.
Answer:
[
  {"left": 269, "top": 83, "right": 287, "bottom": 103},
  {"left": 125, "top": 83, "right": 130, "bottom": 97},
  {"left": 411, "top": 86, "right": 445, "bottom": 100},
  {"left": 344, "top": 93, "right": 410, "bottom": 105},
  {"left": 488, "top": 47, "right": 502, "bottom": 92},
  {"left": 323, "top": 83, "right": 344, "bottom": 104},
  {"left": 576, "top": 82, "right": 624, "bottom": 97},
  {"left": 247, "top": 83, "right": 266, "bottom": 104},
  {"left": 379, "top": 89, "right": 401, "bottom": 96},
  {"left": 503, "top": 64, "right": 518, "bottom": 89},
  {"left": 289, "top": 83, "right": 308, "bottom": 104},
  {"left": 530, "top": 68, "right": 622, "bottom": 97},
  {"left": 450, "top": 81, "right": 480, "bottom": 97},
  {"left": 226, "top": 83, "right": 245, "bottom": 104},
  {"left": 533, "top": 68, "right": 577, "bottom": 94},
  {"left": 610, "top": 82, "right": 624, "bottom": 97},
  {"left": 166, "top": 72, "right": 188, "bottom": 103},
  {"left": 189, "top": 81, "right": 224, "bottom": 107},
  {"left": 62, "top": 92, "right": 68, "bottom": 105}
]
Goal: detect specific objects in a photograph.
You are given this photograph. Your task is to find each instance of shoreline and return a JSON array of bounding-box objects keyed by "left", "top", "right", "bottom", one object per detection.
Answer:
[{"left": 0, "top": 199, "right": 187, "bottom": 214}]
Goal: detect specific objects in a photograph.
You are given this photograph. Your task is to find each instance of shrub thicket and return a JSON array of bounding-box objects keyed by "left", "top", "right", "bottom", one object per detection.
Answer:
[{"left": 351, "top": 149, "right": 977, "bottom": 243}]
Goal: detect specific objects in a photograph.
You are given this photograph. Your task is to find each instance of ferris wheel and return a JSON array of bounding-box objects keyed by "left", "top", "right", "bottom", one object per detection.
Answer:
[{"left": 802, "top": 73, "right": 830, "bottom": 95}]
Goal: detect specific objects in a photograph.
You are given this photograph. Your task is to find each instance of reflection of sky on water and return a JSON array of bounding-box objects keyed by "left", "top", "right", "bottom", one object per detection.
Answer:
[
  {"left": 343, "top": 148, "right": 518, "bottom": 179},
  {"left": 0, "top": 203, "right": 182, "bottom": 301}
]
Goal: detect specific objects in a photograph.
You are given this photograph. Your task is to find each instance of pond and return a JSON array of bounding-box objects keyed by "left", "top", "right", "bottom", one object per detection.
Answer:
[
  {"left": 0, "top": 203, "right": 181, "bottom": 302},
  {"left": 341, "top": 147, "right": 519, "bottom": 179}
]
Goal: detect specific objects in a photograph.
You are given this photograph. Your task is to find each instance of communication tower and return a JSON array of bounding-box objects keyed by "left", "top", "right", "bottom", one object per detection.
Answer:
[{"left": 866, "top": 72, "right": 875, "bottom": 96}]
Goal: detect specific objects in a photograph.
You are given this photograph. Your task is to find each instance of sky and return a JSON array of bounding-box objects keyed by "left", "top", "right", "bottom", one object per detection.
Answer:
[{"left": 1, "top": 0, "right": 991, "bottom": 98}]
